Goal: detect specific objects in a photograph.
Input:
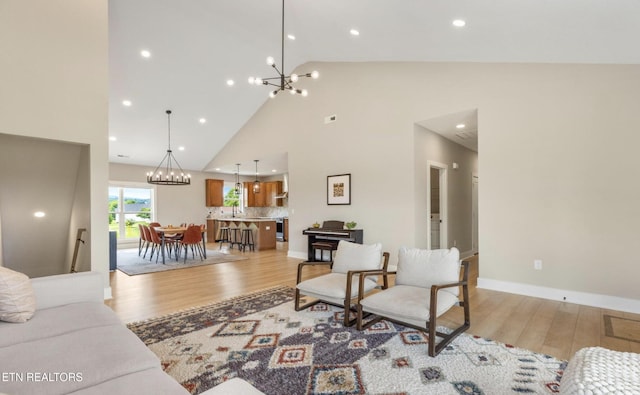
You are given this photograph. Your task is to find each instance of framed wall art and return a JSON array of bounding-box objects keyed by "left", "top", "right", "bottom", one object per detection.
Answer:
[{"left": 327, "top": 173, "right": 351, "bottom": 205}]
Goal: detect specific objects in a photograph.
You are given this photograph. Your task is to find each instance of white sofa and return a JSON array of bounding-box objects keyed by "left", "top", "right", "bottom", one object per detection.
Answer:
[{"left": 0, "top": 271, "right": 263, "bottom": 395}]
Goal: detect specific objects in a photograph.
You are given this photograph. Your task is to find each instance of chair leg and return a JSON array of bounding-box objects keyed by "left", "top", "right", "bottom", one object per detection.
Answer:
[{"left": 294, "top": 289, "right": 322, "bottom": 311}]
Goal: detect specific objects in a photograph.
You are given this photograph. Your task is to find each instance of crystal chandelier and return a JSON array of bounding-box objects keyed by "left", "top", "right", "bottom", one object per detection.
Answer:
[
  {"left": 248, "top": 0, "right": 318, "bottom": 98},
  {"left": 146, "top": 110, "right": 191, "bottom": 185}
]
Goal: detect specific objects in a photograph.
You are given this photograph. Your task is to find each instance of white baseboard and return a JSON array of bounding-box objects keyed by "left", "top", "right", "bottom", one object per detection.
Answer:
[
  {"left": 104, "top": 286, "right": 113, "bottom": 300},
  {"left": 477, "top": 277, "right": 640, "bottom": 314},
  {"left": 288, "top": 250, "right": 308, "bottom": 260}
]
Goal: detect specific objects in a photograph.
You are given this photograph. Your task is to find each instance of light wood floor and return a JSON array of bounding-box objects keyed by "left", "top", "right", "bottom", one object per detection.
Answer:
[{"left": 106, "top": 243, "right": 640, "bottom": 361}]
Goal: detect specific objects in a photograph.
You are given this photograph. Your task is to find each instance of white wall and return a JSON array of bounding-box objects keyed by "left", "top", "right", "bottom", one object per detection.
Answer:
[
  {"left": 210, "top": 61, "right": 640, "bottom": 311},
  {"left": 0, "top": 1, "right": 109, "bottom": 290},
  {"left": 0, "top": 134, "right": 90, "bottom": 277}
]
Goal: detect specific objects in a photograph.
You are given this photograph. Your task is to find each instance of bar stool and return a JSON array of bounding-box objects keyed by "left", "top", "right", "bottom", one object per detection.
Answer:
[
  {"left": 218, "top": 226, "right": 231, "bottom": 250},
  {"left": 241, "top": 228, "right": 255, "bottom": 252},
  {"left": 311, "top": 241, "right": 338, "bottom": 262},
  {"left": 230, "top": 227, "right": 243, "bottom": 250}
]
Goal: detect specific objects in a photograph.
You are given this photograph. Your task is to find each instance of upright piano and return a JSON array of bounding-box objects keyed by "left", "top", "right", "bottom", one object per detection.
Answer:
[{"left": 302, "top": 227, "right": 363, "bottom": 261}]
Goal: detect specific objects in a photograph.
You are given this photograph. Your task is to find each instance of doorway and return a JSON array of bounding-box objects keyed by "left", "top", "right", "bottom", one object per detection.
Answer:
[{"left": 427, "top": 161, "right": 448, "bottom": 249}]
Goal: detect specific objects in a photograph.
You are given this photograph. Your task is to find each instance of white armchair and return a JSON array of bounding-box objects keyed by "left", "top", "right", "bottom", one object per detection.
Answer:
[
  {"left": 356, "top": 247, "right": 470, "bottom": 357},
  {"left": 295, "top": 240, "right": 390, "bottom": 326}
]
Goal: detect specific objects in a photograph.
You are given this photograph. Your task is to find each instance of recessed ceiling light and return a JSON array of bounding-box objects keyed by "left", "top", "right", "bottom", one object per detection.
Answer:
[
  {"left": 178, "top": 146, "right": 185, "bottom": 151},
  {"left": 452, "top": 19, "right": 466, "bottom": 27},
  {"left": 226, "top": 79, "right": 235, "bottom": 86},
  {"left": 122, "top": 100, "right": 132, "bottom": 107},
  {"left": 199, "top": 118, "right": 207, "bottom": 124},
  {"left": 215, "top": 168, "right": 221, "bottom": 171},
  {"left": 287, "top": 34, "right": 295, "bottom": 40},
  {"left": 271, "top": 169, "right": 277, "bottom": 173},
  {"left": 33, "top": 211, "right": 45, "bottom": 218},
  {"left": 456, "top": 123, "right": 465, "bottom": 129},
  {"left": 350, "top": 29, "right": 360, "bottom": 36},
  {"left": 140, "top": 49, "right": 151, "bottom": 58},
  {"left": 109, "top": 136, "right": 117, "bottom": 141}
]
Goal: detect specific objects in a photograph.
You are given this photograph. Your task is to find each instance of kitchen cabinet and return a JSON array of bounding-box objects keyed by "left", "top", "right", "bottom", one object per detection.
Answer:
[
  {"left": 244, "top": 181, "right": 283, "bottom": 207},
  {"left": 264, "top": 181, "right": 283, "bottom": 207},
  {"left": 283, "top": 218, "right": 289, "bottom": 241},
  {"left": 206, "top": 219, "right": 219, "bottom": 243},
  {"left": 205, "top": 179, "right": 224, "bottom": 207}
]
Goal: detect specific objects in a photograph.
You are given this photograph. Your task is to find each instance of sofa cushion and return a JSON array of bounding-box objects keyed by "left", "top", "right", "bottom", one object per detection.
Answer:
[
  {"left": 0, "top": 266, "right": 36, "bottom": 323},
  {"left": 0, "top": 302, "right": 121, "bottom": 348},
  {"left": 0, "top": 324, "right": 159, "bottom": 395},
  {"left": 68, "top": 367, "right": 189, "bottom": 395},
  {"left": 331, "top": 241, "right": 383, "bottom": 274}
]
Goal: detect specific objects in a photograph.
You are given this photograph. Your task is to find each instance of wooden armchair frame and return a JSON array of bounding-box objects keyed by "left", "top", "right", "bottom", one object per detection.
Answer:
[
  {"left": 356, "top": 260, "right": 470, "bottom": 357},
  {"left": 295, "top": 252, "right": 390, "bottom": 327}
]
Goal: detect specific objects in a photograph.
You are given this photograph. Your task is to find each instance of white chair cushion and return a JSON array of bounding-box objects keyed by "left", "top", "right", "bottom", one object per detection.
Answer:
[
  {"left": 297, "top": 273, "right": 379, "bottom": 301},
  {"left": 395, "top": 247, "right": 460, "bottom": 296},
  {"left": 331, "top": 241, "right": 383, "bottom": 274},
  {"left": 0, "top": 266, "right": 36, "bottom": 323},
  {"left": 359, "top": 285, "right": 459, "bottom": 328}
]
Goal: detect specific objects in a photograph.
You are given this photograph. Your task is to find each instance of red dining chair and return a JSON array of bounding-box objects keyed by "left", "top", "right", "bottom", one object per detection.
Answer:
[
  {"left": 138, "top": 224, "right": 148, "bottom": 256},
  {"left": 141, "top": 225, "right": 153, "bottom": 259},
  {"left": 148, "top": 225, "right": 178, "bottom": 262},
  {"left": 178, "top": 225, "right": 204, "bottom": 263}
]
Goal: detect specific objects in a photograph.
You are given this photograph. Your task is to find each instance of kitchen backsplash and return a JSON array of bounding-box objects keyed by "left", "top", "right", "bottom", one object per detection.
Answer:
[{"left": 208, "top": 206, "right": 288, "bottom": 218}]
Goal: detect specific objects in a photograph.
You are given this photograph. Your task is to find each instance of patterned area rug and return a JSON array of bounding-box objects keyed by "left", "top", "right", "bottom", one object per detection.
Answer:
[
  {"left": 117, "top": 248, "right": 248, "bottom": 275},
  {"left": 128, "top": 286, "right": 566, "bottom": 394}
]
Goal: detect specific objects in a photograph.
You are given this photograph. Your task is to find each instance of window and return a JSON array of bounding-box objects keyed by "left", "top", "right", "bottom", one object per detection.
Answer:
[
  {"left": 223, "top": 182, "right": 242, "bottom": 212},
  {"left": 108, "top": 185, "right": 154, "bottom": 240}
]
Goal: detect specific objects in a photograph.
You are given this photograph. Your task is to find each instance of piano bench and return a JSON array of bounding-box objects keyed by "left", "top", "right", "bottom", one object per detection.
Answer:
[{"left": 311, "top": 241, "right": 338, "bottom": 262}]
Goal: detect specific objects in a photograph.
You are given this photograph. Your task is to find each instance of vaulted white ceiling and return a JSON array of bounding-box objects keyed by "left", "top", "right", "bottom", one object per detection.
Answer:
[{"left": 108, "top": 0, "right": 640, "bottom": 174}]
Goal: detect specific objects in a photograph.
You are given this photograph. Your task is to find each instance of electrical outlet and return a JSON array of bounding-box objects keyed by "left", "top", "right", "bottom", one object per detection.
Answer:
[
  {"left": 324, "top": 114, "right": 337, "bottom": 124},
  {"left": 534, "top": 259, "right": 542, "bottom": 270}
]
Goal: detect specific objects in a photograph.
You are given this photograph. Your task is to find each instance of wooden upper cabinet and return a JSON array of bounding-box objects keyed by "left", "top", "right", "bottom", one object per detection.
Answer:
[
  {"left": 244, "top": 181, "right": 283, "bottom": 207},
  {"left": 205, "top": 179, "right": 224, "bottom": 207},
  {"left": 264, "top": 181, "right": 283, "bottom": 207}
]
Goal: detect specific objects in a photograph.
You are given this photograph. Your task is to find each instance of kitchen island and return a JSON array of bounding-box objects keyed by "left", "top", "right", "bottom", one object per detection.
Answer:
[{"left": 207, "top": 218, "right": 277, "bottom": 250}]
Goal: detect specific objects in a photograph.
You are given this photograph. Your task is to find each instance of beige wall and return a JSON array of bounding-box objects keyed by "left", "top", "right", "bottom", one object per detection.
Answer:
[
  {"left": 0, "top": 1, "right": 109, "bottom": 288},
  {"left": 210, "top": 61, "right": 640, "bottom": 310}
]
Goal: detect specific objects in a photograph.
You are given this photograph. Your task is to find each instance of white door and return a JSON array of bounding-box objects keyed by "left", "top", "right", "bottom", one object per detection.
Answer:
[{"left": 427, "top": 161, "right": 448, "bottom": 249}]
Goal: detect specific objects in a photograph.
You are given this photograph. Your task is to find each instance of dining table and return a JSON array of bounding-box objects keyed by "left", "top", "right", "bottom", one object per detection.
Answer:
[{"left": 154, "top": 226, "right": 207, "bottom": 264}]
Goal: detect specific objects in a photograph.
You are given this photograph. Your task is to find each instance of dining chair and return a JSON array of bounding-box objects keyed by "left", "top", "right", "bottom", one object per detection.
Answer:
[
  {"left": 148, "top": 225, "right": 178, "bottom": 262},
  {"left": 141, "top": 225, "right": 153, "bottom": 259},
  {"left": 138, "top": 224, "right": 148, "bottom": 256},
  {"left": 178, "top": 225, "right": 204, "bottom": 263}
]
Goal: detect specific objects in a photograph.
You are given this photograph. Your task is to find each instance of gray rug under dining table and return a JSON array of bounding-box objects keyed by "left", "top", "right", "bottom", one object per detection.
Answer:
[{"left": 116, "top": 248, "right": 248, "bottom": 275}]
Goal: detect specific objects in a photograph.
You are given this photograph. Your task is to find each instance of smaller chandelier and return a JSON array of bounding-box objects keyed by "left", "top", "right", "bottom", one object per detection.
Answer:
[
  {"left": 234, "top": 163, "right": 242, "bottom": 195},
  {"left": 253, "top": 159, "right": 261, "bottom": 193},
  {"left": 248, "top": 0, "right": 318, "bottom": 98},
  {"left": 146, "top": 110, "right": 191, "bottom": 186}
]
